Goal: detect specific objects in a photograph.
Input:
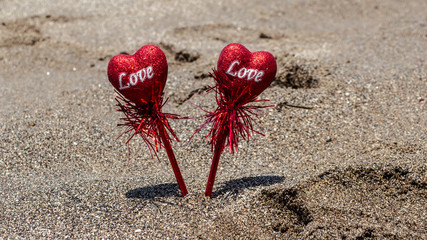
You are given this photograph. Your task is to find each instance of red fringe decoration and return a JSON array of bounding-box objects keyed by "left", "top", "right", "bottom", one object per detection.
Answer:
[
  {"left": 199, "top": 69, "right": 273, "bottom": 154},
  {"left": 115, "top": 91, "right": 179, "bottom": 158},
  {"left": 115, "top": 91, "right": 187, "bottom": 196}
]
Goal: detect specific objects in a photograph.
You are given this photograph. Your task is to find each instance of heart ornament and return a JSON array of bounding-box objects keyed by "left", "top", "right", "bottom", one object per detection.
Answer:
[
  {"left": 216, "top": 43, "right": 277, "bottom": 102},
  {"left": 107, "top": 45, "right": 188, "bottom": 196},
  {"left": 108, "top": 44, "right": 168, "bottom": 105},
  {"left": 201, "top": 43, "right": 277, "bottom": 197}
]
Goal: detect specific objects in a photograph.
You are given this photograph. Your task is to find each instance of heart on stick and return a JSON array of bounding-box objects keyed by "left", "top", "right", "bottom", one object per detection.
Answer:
[
  {"left": 216, "top": 43, "right": 277, "bottom": 103},
  {"left": 108, "top": 44, "right": 168, "bottom": 105},
  {"left": 201, "top": 43, "right": 277, "bottom": 197},
  {"left": 107, "top": 44, "right": 188, "bottom": 196}
]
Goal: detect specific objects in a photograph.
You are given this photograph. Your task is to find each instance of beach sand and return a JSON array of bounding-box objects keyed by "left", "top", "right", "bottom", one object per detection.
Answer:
[{"left": 0, "top": 0, "right": 426, "bottom": 238}]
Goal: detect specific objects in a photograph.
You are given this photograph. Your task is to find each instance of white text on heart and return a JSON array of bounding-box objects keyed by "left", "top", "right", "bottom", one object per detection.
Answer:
[
  {"left": 119, "top": 66, "right": 154, "bottom": 90},
  {"left": 225, "top": 60, "right": 264, "bottom": 82}
]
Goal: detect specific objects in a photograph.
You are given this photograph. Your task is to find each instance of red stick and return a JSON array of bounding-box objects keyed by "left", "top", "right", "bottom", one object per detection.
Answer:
[
  {"left": 157, "top": 121, "right": 188, "bottom": 197},
  {"left": 205, "top": 130, "right": 227, "bottom": 197}
]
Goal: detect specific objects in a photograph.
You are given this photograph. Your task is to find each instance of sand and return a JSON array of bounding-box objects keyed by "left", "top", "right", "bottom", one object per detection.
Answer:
[{"left": 0, "top": 0, "right": 426, "bottom": 239}]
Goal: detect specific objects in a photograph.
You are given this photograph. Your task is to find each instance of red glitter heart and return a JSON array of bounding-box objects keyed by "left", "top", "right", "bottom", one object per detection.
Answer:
[
  {"left": 107, "top": 45, "right": 188, "bottom": 196},
  {"left": 107, "top": 45, "right": 168, "bottom": 105},
  {"left": 216, "top": 43, "right": 277, "bottom": 102}
]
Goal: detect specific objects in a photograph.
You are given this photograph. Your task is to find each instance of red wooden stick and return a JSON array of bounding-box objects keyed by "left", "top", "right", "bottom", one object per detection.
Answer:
[
  {"left": 205, "top": 131, "right": 227, "bottom": 197},
  {"left": 157, "top": 121, "right": 188, "bottom": 197},
  {"left": 115, "top": 93, "right": 187, "bottom": 197}
]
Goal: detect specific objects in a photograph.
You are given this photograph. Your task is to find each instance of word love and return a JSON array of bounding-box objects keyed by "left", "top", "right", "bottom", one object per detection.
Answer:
[
  {"left": 119, "top": 66, "right": 154, "bottom": 90},
  {"left": 225, "top": 60, "right": 264, "bottom": 82}
]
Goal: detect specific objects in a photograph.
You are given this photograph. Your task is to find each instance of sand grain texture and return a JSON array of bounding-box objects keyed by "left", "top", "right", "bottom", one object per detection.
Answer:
[{"left": 0, "top": 0, "right": 426, "bottom": 239}]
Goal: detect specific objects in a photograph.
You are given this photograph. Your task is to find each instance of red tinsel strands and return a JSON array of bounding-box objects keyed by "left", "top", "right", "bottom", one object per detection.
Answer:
[
  {"left": 108, "top": 45, "right": 188, "bottom": 197},
  {"left": 115, "top": 92, "right": 179, "bottom": 159},
  {"left": 204, "top": 70, "right": 274, "bottom": 154},
  {"left": 203, "top": 43, "right": 277, "bottom": 197}
]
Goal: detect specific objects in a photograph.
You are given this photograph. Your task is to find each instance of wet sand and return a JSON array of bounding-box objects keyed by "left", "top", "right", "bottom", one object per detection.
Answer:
[{"left": 0, "top": 0, "right": 426, "bottom": 239}]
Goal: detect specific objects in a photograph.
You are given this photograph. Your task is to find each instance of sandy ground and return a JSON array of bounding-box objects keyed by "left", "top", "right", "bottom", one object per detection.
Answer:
[{"left": 0, "top": 0, "right": 426, "bottom": 239}]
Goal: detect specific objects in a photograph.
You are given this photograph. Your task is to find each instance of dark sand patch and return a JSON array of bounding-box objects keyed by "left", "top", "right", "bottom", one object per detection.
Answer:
[
  {"left": 273, "top": 54, "right": 332, "bottom": 89},
  {"left": 0, "top": 15, "right": 86, "bottom": 48},
  {"left": 262, "top": 165, "right": 426, "bottom": 239},
  {"left": 158, "top": 42, "right": 201, "bottom": 64}
]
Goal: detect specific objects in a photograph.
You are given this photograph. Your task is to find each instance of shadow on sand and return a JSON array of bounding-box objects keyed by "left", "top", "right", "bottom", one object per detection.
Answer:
[
  {"left": 125, "top": 176, "right": 285, "bottom": 200},
  {"left": 212, "top": 175, "right": 285, "bottom": 198},
  {"left": 125, "top": 183, "right": 181, "bottom": 200}
]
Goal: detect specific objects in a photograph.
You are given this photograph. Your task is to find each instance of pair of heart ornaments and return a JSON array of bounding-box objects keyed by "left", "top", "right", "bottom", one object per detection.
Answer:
[
  {"left": 108, "top": 43, "right": 277, "bottom": 107},
  {"left": 107, "top": 43, "right": 277, "bottom": 196}
]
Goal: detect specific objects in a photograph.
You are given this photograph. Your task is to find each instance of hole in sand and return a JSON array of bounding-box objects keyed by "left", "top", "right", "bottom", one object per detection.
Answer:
[
  {"left": 174, "top": 50, "right": 200, "bottom": 63},
  {"left": 274, "top": 64, "right": 319, "bottom": 89}
]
